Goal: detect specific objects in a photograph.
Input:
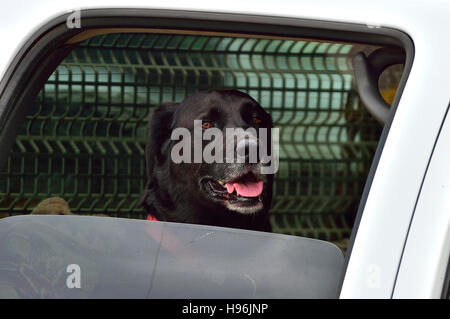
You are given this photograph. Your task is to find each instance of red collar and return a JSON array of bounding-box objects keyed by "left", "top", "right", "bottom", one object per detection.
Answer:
[{"left": 147, "top": 214, "right": 159, "bottom": 222}]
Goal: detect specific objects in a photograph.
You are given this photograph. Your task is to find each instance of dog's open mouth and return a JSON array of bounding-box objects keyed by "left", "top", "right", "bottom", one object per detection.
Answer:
[{"left": 201, "top": 172, "right": 264, "bottom": 213}]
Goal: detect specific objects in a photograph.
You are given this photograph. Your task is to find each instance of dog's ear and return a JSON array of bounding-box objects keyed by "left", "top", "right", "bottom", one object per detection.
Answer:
[
  {"left": 146, "top": 102, "right": 178, "bottom": 171},
  {"left": 139, "top": 102, "right": 178, "bottom": 210}
]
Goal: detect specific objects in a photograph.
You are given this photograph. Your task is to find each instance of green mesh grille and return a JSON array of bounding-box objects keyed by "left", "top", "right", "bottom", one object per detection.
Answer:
[{"left": 0, "top": 33, "right": 390, "bottom": 241}]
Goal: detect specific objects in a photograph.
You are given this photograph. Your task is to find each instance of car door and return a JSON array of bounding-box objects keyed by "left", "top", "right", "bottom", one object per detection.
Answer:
[
  {"left": 0, "top": 2, "right": 449, "bottom": 298},
  {"left": 392, "top": 102, "right": 450, "bottom": 298}
]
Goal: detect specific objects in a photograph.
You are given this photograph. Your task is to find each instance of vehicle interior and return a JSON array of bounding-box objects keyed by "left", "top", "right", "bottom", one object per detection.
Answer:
[{"left": 0, "top": 29, "right": 404, "bottom": 251}]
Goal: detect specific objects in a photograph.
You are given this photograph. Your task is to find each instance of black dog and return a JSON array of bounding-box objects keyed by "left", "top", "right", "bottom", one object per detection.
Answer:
[{"left": 139, "top": 90, "right": 274, "bottom": 231}]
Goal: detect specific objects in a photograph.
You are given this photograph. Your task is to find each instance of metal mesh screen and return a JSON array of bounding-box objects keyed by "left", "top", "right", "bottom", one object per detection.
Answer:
[{"left": 0, "top": 33, "right": 397, "bottom": 241}]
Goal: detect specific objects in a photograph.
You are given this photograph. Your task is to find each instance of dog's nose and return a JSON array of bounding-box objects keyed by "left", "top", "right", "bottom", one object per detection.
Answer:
[{"left": 236, "top": 138, "right": 259, "bottom": 163}]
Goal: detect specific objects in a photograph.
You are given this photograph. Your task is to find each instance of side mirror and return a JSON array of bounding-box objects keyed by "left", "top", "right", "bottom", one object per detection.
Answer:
[{"left": 0, "top": 215, "right": 344, "bottom": 298}]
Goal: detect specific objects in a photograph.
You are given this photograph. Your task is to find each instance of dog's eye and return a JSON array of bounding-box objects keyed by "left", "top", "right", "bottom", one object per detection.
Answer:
[
  {"left": 253, "top": 117, "right": 262, "bottom": 125},
  {"left": 202, "top": 121, "right": 214, "bottom": 129}
]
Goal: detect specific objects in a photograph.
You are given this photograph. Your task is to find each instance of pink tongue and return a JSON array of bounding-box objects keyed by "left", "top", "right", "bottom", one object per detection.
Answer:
[{"left": 226, "top": 181, "right": 263, "bottom": 197}]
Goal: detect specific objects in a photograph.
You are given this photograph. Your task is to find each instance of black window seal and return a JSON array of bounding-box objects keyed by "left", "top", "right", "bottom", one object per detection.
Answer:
[
  {"left": 442, "top": 253, "right": 450, "bottom": 299},
  {"left": 0, "top": 8, "right": 415, "bottom": 298}
]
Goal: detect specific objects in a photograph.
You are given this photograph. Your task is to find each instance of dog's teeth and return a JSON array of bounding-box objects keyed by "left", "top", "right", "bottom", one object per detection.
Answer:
[{"left": 218, "top": 180, "right": 225, "bottom": 185}]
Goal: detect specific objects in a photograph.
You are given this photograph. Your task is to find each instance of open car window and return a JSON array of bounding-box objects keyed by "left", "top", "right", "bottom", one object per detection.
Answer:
[
  {"left": 0, "top": 32, "right": 404, "bottom": 240},
  {"left": 0, "top": 17, "right": 409, "bottom": 298}
]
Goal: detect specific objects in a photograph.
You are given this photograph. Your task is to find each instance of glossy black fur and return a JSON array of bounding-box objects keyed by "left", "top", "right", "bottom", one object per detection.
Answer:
[{"left": 139, "top": 90, "right": 273, "bottom": 231}]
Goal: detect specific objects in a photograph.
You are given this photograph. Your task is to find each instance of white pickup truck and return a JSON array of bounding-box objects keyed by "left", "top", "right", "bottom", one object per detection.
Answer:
[{"left": 0, "top": 0, "right": 449, "bottom": 299}]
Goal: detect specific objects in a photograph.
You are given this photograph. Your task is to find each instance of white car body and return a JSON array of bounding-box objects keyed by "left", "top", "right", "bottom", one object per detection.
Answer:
[{"left": 0, "top": 0, "right": 449, "bottom": 298}]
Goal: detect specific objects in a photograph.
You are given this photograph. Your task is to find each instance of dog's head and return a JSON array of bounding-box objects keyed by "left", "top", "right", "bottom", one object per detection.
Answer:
[{"left": 139, "top": 90, "right": 274, "bottom": 230}]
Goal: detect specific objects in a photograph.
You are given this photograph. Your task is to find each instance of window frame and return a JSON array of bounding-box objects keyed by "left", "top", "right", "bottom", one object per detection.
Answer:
[{"left": 0, "top": 8, "right": 415, "bottom": 297}]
